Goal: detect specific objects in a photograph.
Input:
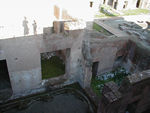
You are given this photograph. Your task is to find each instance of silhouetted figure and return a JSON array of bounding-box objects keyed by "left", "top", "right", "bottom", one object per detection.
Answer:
[
  {"left": 32, "top": 20, "right": 37, "bottom": 35},
  {"left": 22, "top": 17, "right": 29, "bottom": 36}
]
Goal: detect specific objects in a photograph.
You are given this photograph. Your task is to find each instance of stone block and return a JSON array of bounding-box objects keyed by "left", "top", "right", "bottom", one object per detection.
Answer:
[
  {"left": 54, "top": 5, "right": 60, "bottom": 19},
  {"left": 43, "top": 27, "right": 53, "bottom": 35},
  {"left": 53, "top": 21, "right": 65, "bottom": 34},
  {"left": 64, "top": 20, "right": 86, "bottom": 31},
  {"left": 65, "top": 30, "right": 83, "bottom": 38}
]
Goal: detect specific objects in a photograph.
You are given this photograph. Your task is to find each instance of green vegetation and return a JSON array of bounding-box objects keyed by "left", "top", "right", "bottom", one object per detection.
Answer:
[
  {"left": 95, "top": 5, "right": 119, "bottom": 18},
  {"left": 122, "top": 9, "right": 150, "bottom": 16},
  {"left": 100, "top": 5, "right": 119, "bottom": 17},
  {"left": 91, "top": 77, "right": 112, "bottom": 97},
  {"left": 91, "top": 67, "right": 130, "bottom": 97},
  {"left": 41, "top": 56, "right": 65, "bottom": 79},
  {"left": 95, "top": 5, "right": 150, "bottom": 18},
  {"left": 93, "top": 23, "right": 112, "bottom": 35}
]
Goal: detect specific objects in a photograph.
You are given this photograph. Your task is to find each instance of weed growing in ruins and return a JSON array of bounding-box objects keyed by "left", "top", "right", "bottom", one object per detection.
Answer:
[
  {"left": 93, "top": 23, "right": 112, "bottom": 36},
  {"left": 91, "top": 67, "right": 130, "bottom": 97}
]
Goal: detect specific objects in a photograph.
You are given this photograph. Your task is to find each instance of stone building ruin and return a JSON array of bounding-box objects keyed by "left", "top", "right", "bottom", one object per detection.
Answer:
[
  {"left": 0, "top": 1, "right": 150, "bottom": 113},
  {"left": 98, "top": 70, "right": 150, "bottom": 113},
  {"left": 101, "top": 0, "right": 150, "bottom": 10}
]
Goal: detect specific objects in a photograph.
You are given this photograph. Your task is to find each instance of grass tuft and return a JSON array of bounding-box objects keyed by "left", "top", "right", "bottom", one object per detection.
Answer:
[
  {"left": 41, "top": 56, "right": 65, "bottom": 79},
  {"left": 95, "top": 5, "right": 150, "bottom": 18},
  {"left": 93, "top": 23, "right": 112, "bottom": 35}
]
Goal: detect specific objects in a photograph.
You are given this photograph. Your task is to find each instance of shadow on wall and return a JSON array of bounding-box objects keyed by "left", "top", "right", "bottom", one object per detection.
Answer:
[
  {"left": 0, "top": 60, "right": 12, "bottom": 101},
  {"left": 114, "top": 40, "right": 150, "bottom": 73}
]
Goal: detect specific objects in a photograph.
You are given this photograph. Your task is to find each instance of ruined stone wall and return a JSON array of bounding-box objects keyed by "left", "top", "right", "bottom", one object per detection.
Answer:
[
  {"left": 108, "top": 0, "right": 149, "bottom": 10},
  {"left": 125, "top": 40, "right": 150, "bottom": 72},
  {"left": 88, "top": 36, "right": 150, "bottom": 78},
  {"left": 126, "top": 0, "right": 138, "bottom": 9},
  {"left": 139, "top": 0, "right": 150, "bottom": 8},
  {"left": 113, "top": 0, "right": 124, "bottom": 10},
  {"left": 0, "top": 29, "right": 83, "bottom": 95},
  {"left": 53, "top": 0, "right": 96, "bottom": 21},
  {"left": 114, "top": 39, "right": 150, "bottom": 73},
  {"left": 91, "top": 38, "right": 128, "bottom": 74},
  {"left": 0, "top": 36, "right": 43, "bottom": 94},
  {"left": 54, "top": 5, "right": 60, "bottom": 19},
  {"left": 98, "top": 70, "right": 150, "bottom": 113}
]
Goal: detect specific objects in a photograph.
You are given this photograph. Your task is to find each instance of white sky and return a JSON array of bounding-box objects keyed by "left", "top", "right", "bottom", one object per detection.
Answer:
[
  {"left": 0, "top": 0, "right": 95, "bottom": 38},
  {"left": 0, "top": 0, "right": 55, "bottom": 38},
  {"left": 0, "top": 0, "right": 52, "bottom": 25}
]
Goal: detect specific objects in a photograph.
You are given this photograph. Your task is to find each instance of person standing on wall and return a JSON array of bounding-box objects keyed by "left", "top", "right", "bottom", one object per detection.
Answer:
[
  {"left": 32, "top": 20, "right": 37, "bottom": 35},
  {"left": 22, "top": 17, "right": 29, "bottom": 36}
]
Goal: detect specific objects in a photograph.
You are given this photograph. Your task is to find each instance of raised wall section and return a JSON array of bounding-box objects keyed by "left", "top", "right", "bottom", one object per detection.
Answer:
[{"left": 0, "top": 30, "right": 83, "bottom": 95}]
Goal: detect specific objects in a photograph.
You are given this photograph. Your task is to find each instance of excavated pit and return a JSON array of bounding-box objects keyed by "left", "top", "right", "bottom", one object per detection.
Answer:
[{"left": 0, "top": 83, "right": 96, "bottom": 113}]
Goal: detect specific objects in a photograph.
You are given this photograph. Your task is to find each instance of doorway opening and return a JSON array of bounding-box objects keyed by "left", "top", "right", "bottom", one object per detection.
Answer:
[
  {"left": 0, "top": 60, "right": 12, "bottom": 90},
  {"left": 136, "top": 0, "right": 141, "bottom": 8},
  {"left": 90, "top": 1, "right": 93, "bottom": 8},
  {"left": 92, "top": 62, "right": 99, "bottom": 77},
  {"left": 103, "top": 0, "right": 106, "bottom": 4}
]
